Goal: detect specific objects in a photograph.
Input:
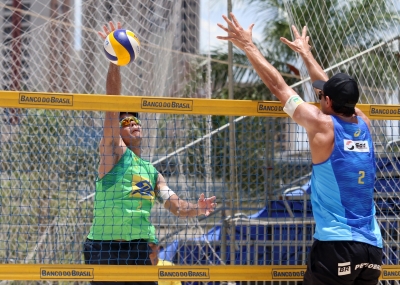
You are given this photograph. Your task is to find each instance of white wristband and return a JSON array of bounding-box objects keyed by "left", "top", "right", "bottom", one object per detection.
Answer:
[
  {"left": 283, "top": 95, "right": 304, "bottom": 118},
  {"left": 159, "top": 185, "right": 176, "bottom": 201}
]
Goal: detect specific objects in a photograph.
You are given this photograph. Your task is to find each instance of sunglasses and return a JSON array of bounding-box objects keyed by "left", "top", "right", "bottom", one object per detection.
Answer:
[
  {"left": 318, "top": 91, "right": 325, "bottom": 100},
  {"left": 119, "top": 116, "right": 141, "bottom": 128}
]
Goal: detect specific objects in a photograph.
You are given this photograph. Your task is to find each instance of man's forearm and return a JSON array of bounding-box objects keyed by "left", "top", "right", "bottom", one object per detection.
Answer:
[
  {"left": 243, "top": 44, "right": 292, "bottom": 104},
  {"left": 300, "top": 51, "right": 328, "bottom": 82},
  {"left": 103, "top": 63, "right": 121, "bottom": 137},
  {"left": 244, "top": 45, "right": 283, "bottom": 90},
  {"left": 106, "top": 63, "right": 121, "bottom": 95}
]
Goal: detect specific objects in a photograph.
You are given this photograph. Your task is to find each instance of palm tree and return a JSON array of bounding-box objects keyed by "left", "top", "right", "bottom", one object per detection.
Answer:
[
  {"left": 194, "top": 0, "right": 400, "bottom": 200},
  {"left": 240, "top": 0, "right": 400, "bottom": 94}
]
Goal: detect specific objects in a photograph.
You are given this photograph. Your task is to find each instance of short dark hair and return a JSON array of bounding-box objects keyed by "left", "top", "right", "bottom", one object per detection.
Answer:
[
  {"left": 313, "top": 73, "right": 359, "bottom": 115},
  {"left": 330, "top": 102, "right": 355, "bottom": 117},
  {"left": 119, "top": 112, "right": 139, "bottom": 118}
]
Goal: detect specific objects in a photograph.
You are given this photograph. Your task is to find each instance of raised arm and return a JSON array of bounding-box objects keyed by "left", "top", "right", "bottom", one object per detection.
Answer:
[
  {"left": 217, "top": 14, "right": 295, "bottom": 105},
  {"left": 280, "top": 26, "right": 328, "bottom": 82},
  {"left": 216, "top": 13, "right": 327, "bottom": 133},
  {"left": 280, "top": 25, "right": 369, "bottom": 126},
  {"left": 98, "top": 22, "right": 126, "bottom": 178},
  {"left": 156, "top": 173, "right": 216, "bottom": 218},
  {"left": 102, "top": 63, "right": 122, "bottom": 147}
]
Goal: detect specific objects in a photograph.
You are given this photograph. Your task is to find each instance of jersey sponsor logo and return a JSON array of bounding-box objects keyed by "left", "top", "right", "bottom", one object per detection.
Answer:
[
  {"left": 344, "top": 139, "right": 370, "bottom": 152},
  {"left": 355, "top": 263, "right": 381, "bottom": 271},
  {"left": 354, "top": 129, "right": 361, "bottom": 137},
  {"left": 338, "top": 262, "right": 351, "bottom": 276},
  {"left": 130, "top": 175, "right": 155, "bottom": 201}
]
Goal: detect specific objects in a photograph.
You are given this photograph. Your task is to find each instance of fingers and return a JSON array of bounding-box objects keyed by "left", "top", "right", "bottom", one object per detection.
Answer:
[
  {"left": 291, "top": 25, "right": 300, "bottom": 38},
  {"left": 204, "top": 204, "right": 216, "bottom": 216},
  {"left": 248, "top": 23, "right": 255, "bottom": 32},
  {"left": 221, "top": 14, "right": 236, "bottom": 31},
  {"left": 198, "top": 193, "right": 205, "bottom": 201},
  {"left": 280, "top": 37, "right": 291, "bottom": 45},
  {"left": 204, "top": 195, "right": 216, "bottom": 201},
  {"left": 230, "top": 12, "right": 240, "bottom": 28},
  {"left": 217, "top": 23, "right": 230, "bottom": 33},
  {"left": 301, "top": 26, "right": 307, "bottom": 38},
  {"left": 228, "top": 13, "right": 254, "bottom": 33},
  {"left": 198, "top": 194, "right": 217, "bottom": 216},
  {"left": 99, "top": 21, "right": 121, "bottom": 40},
  {"left": 103, "top": 24, "right": 110, "bottom": 36},
  {"left": 109, "top": 21, "right": 116, "bottom": 32},
  {"left": 216, "top": 22, "right": 234, "bottom": 42},
  {"left": 222, "top": 14, "right": 232, "bottom": 24},
  {"left": 98, "top": 31, "right": 107, "bottom": 40}
]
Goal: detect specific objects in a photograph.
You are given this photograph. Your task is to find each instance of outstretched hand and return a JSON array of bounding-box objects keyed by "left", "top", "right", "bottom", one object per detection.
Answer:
[
  {"left": 216, "top": 13, "right": 255, "bottom": 51},
  {"left": 280, "top": 25, "right": 312, "bottom": 56},
  {"left": 198, "top": 193, "right": 217, "bottom": 216},
  {"left": 98, "top": 21, "right": 122, "bottom": 40}
]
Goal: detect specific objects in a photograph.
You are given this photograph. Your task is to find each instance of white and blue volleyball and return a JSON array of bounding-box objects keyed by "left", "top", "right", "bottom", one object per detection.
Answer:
[{"left": 103, "top": 29, "right": 140, "bottom": 66}]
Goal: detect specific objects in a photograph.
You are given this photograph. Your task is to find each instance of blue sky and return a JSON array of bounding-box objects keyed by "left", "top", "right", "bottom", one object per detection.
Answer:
[
  {"left": 74, "top": 0, "right": 263, "bottom": 52},
  {"left": 200, "top": 0, "right": 263, "bottom": 52}
]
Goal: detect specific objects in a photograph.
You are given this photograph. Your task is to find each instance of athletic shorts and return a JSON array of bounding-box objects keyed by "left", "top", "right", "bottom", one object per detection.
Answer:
[
  {"left": 303, "top": 240, "right": 382, "bottom": 285},
  {"left": 83, "top": 239, "right": 157, "bottom": 285}
]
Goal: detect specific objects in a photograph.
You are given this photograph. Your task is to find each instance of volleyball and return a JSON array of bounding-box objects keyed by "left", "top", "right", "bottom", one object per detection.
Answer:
[{"left": 103, "top": 29, "right": 141, "bottom": 66}]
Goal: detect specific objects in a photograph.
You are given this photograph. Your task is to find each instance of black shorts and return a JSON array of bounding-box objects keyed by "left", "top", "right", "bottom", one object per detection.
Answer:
[
  {"left": 83, "top": 239, "right": 157, "bottom": 285},
  {"left": 303, "top": 240, "right": 382, "bottom": 285}
]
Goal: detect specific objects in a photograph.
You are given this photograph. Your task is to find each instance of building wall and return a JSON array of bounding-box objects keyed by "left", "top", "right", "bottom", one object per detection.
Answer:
[{"left": 0, "top": 0, "right": 74, "bottom": 92}]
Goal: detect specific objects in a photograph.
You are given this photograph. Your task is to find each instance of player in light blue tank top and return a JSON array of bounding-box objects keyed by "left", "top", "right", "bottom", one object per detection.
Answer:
[
  {"left": 216, "top": 18, "right": 384, "bottom": 285},
  {"left": 311, "top": 115, "right": 382, "bottom": 247}
]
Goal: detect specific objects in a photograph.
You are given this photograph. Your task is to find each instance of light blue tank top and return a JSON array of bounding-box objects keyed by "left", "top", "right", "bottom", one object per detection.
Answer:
[{"left": 311, "top": 115, "right": 382, "bottom": 248}]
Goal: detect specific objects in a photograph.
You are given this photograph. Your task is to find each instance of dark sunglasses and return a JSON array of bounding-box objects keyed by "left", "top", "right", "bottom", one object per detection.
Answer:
[
  {"left": 318, "top": 91, "right": 324, "bottom": 100},
  {"left": 119, "top": 116, "right": 141, "bottom": 128}
]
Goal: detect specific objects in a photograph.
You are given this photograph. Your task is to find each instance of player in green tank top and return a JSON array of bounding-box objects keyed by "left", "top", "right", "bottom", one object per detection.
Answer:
[{"left": 83, "top": 21, "right": 217, "bottom": 285}]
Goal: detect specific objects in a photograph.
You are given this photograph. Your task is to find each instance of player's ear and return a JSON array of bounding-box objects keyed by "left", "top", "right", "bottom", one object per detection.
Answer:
[{"left": 324, "top": 95, "right": 332, "bottom": 106}]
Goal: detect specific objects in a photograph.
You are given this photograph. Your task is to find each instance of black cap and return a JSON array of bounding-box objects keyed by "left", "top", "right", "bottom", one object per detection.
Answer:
[
  {"left": 119, "top": 112, "right": 139, "bottom": 118},
  {"left": 312, "top": 73, "right": 359, "bottom": 108}
]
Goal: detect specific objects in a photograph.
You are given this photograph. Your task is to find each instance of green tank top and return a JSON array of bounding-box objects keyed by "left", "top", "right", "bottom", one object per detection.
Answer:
[{"left": 87, "top": 148, "right": 159, "bottom": 243}]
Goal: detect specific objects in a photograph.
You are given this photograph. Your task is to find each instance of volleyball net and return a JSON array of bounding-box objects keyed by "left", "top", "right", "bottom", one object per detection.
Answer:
[
  {"left": 0, "top": 0, "right": 400, "bottom": 283},
  {"left": 2, "top": 92, "right": 400, "bottom": 284}
]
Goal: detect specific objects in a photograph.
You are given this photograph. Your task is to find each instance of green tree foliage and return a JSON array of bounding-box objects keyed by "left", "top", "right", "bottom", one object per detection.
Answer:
[{"left": 0, "top": 109, "right": 98, "bottom": 263}]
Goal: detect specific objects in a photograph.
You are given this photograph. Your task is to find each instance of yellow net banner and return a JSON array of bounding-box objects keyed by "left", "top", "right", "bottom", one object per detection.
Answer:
[
  {"left": 1, "top": 91, "right": 399, "bottom": 120},
  {"left": 1, "top": 265, "right": 400, "bottom": 281}
]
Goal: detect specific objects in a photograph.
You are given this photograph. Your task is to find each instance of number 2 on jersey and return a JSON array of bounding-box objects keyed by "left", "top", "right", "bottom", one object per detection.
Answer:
[{"left": 358, "top": 170, "right": 365, "bottom": 184}]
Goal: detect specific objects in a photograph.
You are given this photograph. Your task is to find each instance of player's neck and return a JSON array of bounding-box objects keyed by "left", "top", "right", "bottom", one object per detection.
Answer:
[
  {"left": 336, "top": 113, "right": 358, "bottom": 123},
  {"left": 129, "top": 146, "right": 141, "bottom": 157}
]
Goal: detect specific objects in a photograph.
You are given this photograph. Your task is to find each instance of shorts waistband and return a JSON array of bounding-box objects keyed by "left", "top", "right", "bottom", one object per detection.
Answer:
[{"left": 86, "top": 238, "right": 148, "bottom": 243}]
